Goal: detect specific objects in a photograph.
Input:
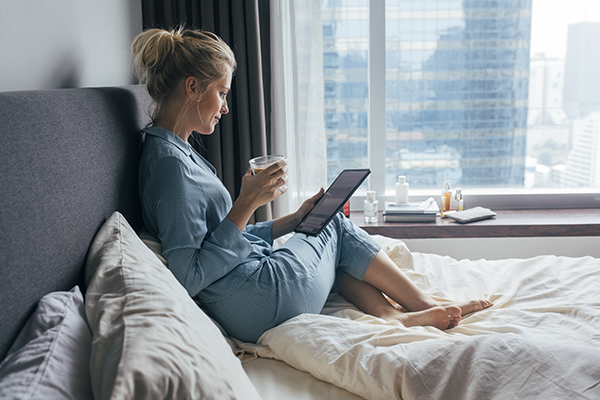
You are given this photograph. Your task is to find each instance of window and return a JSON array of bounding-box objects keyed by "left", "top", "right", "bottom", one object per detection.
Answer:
[{"left": 322, "top": 0, "right": 600, "bottom": 208}]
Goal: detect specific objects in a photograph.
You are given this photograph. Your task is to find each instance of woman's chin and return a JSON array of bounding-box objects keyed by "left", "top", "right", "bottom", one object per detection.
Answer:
[{"left": 194, "top": 128, "right": 214, "bottom": 135}]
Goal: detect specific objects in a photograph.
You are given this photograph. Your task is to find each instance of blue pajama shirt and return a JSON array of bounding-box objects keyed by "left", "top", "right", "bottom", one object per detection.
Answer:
[{"left": 139, "top": 127, "right": 380, "bottom": 342}]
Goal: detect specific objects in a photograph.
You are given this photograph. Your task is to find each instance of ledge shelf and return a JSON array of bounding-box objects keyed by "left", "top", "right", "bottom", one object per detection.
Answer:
[{"left": 350, "top": 208, "right": 600, "bottom": 239}]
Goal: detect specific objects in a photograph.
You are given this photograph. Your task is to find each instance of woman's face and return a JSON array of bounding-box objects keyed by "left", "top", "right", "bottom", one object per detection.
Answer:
[{"left": 194, "top": 66, "right": 233, "bottom": 135}]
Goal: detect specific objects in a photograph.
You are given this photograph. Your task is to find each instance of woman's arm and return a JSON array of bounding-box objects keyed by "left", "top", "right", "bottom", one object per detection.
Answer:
[
  {"left": 271, "top": 187, "right": 325, "bottom": 239},
  {"left": 227, "top": 162, "right": 289, "bottom": 232},
  {"left": 143, "top": 156, "right": 255, "bottom": 297},
  {"left": 270, "top": 212, "right": 301, "bottom": 240}
]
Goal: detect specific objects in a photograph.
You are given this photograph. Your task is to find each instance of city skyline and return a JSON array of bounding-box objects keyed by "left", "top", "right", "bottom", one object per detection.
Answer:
[
  {"left": 322, "top": 1, "right": 600, "bottom": 190},
  {"left": 323, "top": 0, "right": 532, "bottom": 189}
]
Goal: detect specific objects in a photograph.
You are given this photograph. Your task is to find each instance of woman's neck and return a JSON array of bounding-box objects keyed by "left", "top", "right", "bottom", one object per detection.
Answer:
[{"left": 153, "top": 99, "right": 192, "bottom": 142}]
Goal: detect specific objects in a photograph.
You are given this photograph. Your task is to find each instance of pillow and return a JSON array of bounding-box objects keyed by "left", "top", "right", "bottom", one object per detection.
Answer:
[
  {"left": 136, "top": 226, "right": 260, "bottom": 361},
  {"left": 0, "top": 286, "right": 93, "bottom": 400},
  {"left": 137, "top": 226, "right": 168, "bottom": 266},
  {"left": 84, "top": 211, "right": 261, "bottom": 400}
]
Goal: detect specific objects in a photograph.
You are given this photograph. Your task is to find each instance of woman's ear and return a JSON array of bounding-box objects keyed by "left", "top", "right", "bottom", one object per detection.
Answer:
[{"left": 184, "top": 76, "right": 199, "bottom": 101}]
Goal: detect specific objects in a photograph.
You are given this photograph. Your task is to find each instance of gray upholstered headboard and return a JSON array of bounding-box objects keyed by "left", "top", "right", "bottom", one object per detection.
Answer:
[{"left": 0, "top": 85, "right": 152, "bottom": 360}]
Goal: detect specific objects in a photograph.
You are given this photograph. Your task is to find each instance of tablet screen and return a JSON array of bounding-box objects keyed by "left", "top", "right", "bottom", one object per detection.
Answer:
[{"left": 294, "top": 169, "right": 371, "bottom": 236}]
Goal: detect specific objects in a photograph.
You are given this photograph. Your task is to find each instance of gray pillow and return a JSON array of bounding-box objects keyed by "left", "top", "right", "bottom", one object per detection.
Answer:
[{"left": 0, "top": 286, "right": 93, "bottom": 400}]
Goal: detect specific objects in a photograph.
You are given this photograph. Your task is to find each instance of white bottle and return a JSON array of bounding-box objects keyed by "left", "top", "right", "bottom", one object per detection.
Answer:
[
  {"left": 364, "top": 190, "right": 378, "bottom": 223},
  {"left": 395, "top": 176, "right": 409, "bottom": 204}
]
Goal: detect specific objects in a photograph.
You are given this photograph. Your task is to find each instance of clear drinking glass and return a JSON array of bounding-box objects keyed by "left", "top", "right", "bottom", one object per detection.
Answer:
[
  {"left": 249, "top": 155, "right": 285, "bottom": 175},
  {"left": 249, "top": 155, "right": 288, "bottom": 190}
]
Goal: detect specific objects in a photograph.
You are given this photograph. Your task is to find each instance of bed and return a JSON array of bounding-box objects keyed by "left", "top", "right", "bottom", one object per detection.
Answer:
[{"left": 0, "top": 85, "right": 599, "bottom": 400}]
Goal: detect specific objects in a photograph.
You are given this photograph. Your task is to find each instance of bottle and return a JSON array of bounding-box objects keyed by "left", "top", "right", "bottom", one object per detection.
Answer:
[
  {"left": 441, "top": 180, "right": 452, "bottom": 217},
  {"left": 364, "top": 190, "right": 378, "bottom": 223},
  {"left": 395, "top": 175, "right": 409, "bottom": 204},
  {"left": 342, "top": 200, "right": 350, "bottom": 218},
  {"left": 452, "top": 187, "right": 464, "bottom": 211}
]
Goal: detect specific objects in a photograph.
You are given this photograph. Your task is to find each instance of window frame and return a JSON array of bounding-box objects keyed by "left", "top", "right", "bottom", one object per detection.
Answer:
[{"left": 355, "top": 0, "right": 600, "bottom": 210}]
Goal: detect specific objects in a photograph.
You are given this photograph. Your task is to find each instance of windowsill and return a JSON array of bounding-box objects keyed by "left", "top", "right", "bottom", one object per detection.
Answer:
[
  {"left": 350, "top": 208, "right": 600, "bottom": 239},
  {"left": 349, "top": 189, "right": 600, "bottom": 210}
]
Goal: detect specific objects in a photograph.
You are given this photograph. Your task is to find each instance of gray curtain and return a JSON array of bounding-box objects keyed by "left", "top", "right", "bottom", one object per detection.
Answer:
[{"left": 141, "top": 0, "right": 273, "bottom": 221}]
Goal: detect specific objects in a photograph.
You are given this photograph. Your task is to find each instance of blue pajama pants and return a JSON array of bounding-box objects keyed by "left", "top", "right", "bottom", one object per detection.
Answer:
[{"left": 204, "top": 213, "right": 381, "bottom": 343}]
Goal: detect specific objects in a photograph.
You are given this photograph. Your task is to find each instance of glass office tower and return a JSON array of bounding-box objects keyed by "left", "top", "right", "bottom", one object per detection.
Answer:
[
  {"left": 322, "top": 1, "right": 370, "bottom": 184},
  {"left": 323, "top": 0, "right": 533, "bottom": 189}
]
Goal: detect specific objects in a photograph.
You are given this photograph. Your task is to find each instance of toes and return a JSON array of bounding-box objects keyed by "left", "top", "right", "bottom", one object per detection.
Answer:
[
  {"left": 460, "top": 300, "right": 493, "bottom": 315},
  {"left": 472, "top": 299, "right": 493, "bottom": 313},
  {"left": 445, "top": 306, "right": 461, "bottom": 329},
  {"left": 446, "top": 306, "right": 461, "bottom": 318},
  {"left": 447, "top": 314, "right": 461, "bottom": 329}
]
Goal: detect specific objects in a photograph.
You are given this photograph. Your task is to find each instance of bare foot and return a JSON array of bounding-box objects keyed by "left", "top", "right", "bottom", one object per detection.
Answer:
[
  {"left": 381, "top": 306, "right": 462, "bottom": 330},
  {"left": 385, "top": 296, "right": 493, "bottom": 317},
  {"left": 446, "top": 300, "right": 493, "bottom": 316}
]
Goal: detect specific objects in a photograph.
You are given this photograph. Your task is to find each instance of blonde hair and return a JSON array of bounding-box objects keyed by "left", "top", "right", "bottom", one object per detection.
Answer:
[{"left": 132, "top": 27, "right": 237, "bottom": 123}]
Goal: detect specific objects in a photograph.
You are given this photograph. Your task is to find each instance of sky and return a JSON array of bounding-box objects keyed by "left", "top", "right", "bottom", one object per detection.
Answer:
[{"left": 530, "top": 0, "right": 600, "bottom": 58}]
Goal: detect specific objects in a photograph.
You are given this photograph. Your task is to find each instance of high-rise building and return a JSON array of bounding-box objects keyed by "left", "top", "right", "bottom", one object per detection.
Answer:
[
  {"left": 323, "top": 0, "right": 533, "bottom": 189},
  {"left": 525, "top": 53, "right": 570, "bottom": 188},
  {"left": 322, "top": 3, "right": 369, "bottom": 184},
  {"left": 527, "top": 54, "right": 567, "bottom": 127},
  {"left": 560, "top": 23, "right": 600, "bottom": 189},
  {"left": 561, "top": 112, "right": 600, "bottom": 187},
  {"left": 385, "top": 0, "right": 532, "bottom": 188},
  {"left": 563, "top": 22, "right": 600, "bottom": 119}
]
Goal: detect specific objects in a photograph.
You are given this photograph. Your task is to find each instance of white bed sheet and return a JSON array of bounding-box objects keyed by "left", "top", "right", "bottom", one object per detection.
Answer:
[
  {"left": 238, "top": 235, "right": 600, "bottom": 400},
  {"left": 244, "top": 358, "right": 362, "bottom": 400}
]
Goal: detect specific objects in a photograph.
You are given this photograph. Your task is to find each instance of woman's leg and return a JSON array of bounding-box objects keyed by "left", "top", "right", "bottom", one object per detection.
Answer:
[
  {"left": 329, "top": 214, "right": 490, "bottom": 327},
  {"left": 361, "top": 250, "right": 492, "bottom": 316},
  {"left": 339, "top": 274, "right": 461, "bottom": 330}
]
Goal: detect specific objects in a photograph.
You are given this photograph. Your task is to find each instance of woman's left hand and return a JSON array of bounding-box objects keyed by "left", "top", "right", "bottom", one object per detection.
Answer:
[
  {"left": 271, "top": 187, "right": 325, "bottom": 239},
  {"left": 294, "top": 187, "right": 325, "bottom": 223}
]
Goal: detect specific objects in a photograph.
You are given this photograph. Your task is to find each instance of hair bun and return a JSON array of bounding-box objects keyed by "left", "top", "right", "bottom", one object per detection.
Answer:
[
  {"left": 131, "top": 28, "right": 178, "bottom": 80},
  {"left": 170, "top": 28, "right": 184, "bottom": 44}
]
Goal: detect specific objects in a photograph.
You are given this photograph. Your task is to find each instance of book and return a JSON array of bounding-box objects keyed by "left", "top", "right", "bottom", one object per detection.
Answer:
[
  {"left": 383, "top": 213, "right": 437, "bottom": 222},
  {"left": 383, "top": 197, "right": 439, "bottom": 222}
]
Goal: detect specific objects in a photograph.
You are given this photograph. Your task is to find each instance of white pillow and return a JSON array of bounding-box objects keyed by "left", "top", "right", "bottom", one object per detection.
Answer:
[
  {"left": 84, "top": 211, "right": 261, "bottom": 400},
  {"left": 137, "top": 226, "right": 259, "bottom": 361},
  {"left": 0, "top": 286, "right": 93, "bottom": 400},
  {"left": 137, "top": 226, "right": 168, "bottom": 266}
]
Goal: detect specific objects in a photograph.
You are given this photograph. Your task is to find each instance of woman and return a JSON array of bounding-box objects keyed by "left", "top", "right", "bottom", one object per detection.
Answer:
[{"left": 133, "top": 27, "right": 492, "bottom": 343}]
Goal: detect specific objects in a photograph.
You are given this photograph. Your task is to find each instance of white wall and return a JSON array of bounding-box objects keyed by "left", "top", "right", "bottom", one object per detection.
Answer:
[
  {"left": 0, "top": 0, "right": 142, "bottom": 92},
  {"left": 402, "top": 236, "right": 600, "bottom": 260}
]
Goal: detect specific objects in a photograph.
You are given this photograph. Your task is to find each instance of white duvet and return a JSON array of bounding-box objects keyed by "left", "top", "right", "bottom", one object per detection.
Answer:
[{"left": 236, "top": 235, "right": 600, "bottom": 400}]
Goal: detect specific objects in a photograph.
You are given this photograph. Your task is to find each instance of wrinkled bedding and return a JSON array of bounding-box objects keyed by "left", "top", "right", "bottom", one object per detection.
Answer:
[{"left": 238, "top": 235, "right": 600, "bottom": 400}]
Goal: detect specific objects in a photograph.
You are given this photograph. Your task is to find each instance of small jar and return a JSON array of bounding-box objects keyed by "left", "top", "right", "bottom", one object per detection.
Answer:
[{"left": 364, "top": 190, "right": 378, "bottom": 223}]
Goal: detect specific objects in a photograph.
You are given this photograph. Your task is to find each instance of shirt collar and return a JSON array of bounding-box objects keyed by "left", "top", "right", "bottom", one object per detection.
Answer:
[{"left": 142, "top": 126, "right": 193, "bottom": 157}]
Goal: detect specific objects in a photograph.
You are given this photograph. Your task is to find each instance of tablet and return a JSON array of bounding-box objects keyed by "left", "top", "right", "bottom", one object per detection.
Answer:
[{"left": 294, "top": 169, "right": 371, "bottom": 236}]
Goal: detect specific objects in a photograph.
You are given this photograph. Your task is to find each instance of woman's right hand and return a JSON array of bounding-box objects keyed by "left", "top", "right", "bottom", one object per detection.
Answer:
[
  {"left": 227, "top": 159, "right": 288, "bottom": 232},
  {"left": 238, "top": 159, "right": 288, "bottom": 210}
]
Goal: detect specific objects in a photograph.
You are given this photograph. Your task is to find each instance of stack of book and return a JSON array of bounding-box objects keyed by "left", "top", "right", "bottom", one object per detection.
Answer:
[{"left": 383, "top": 197, "right": 439, "bottom": 222}]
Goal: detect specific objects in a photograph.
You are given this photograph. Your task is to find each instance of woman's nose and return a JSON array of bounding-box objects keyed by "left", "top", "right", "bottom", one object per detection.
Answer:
[{"left": 221, "top": 100, "right": 229, "bottom": 114}]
